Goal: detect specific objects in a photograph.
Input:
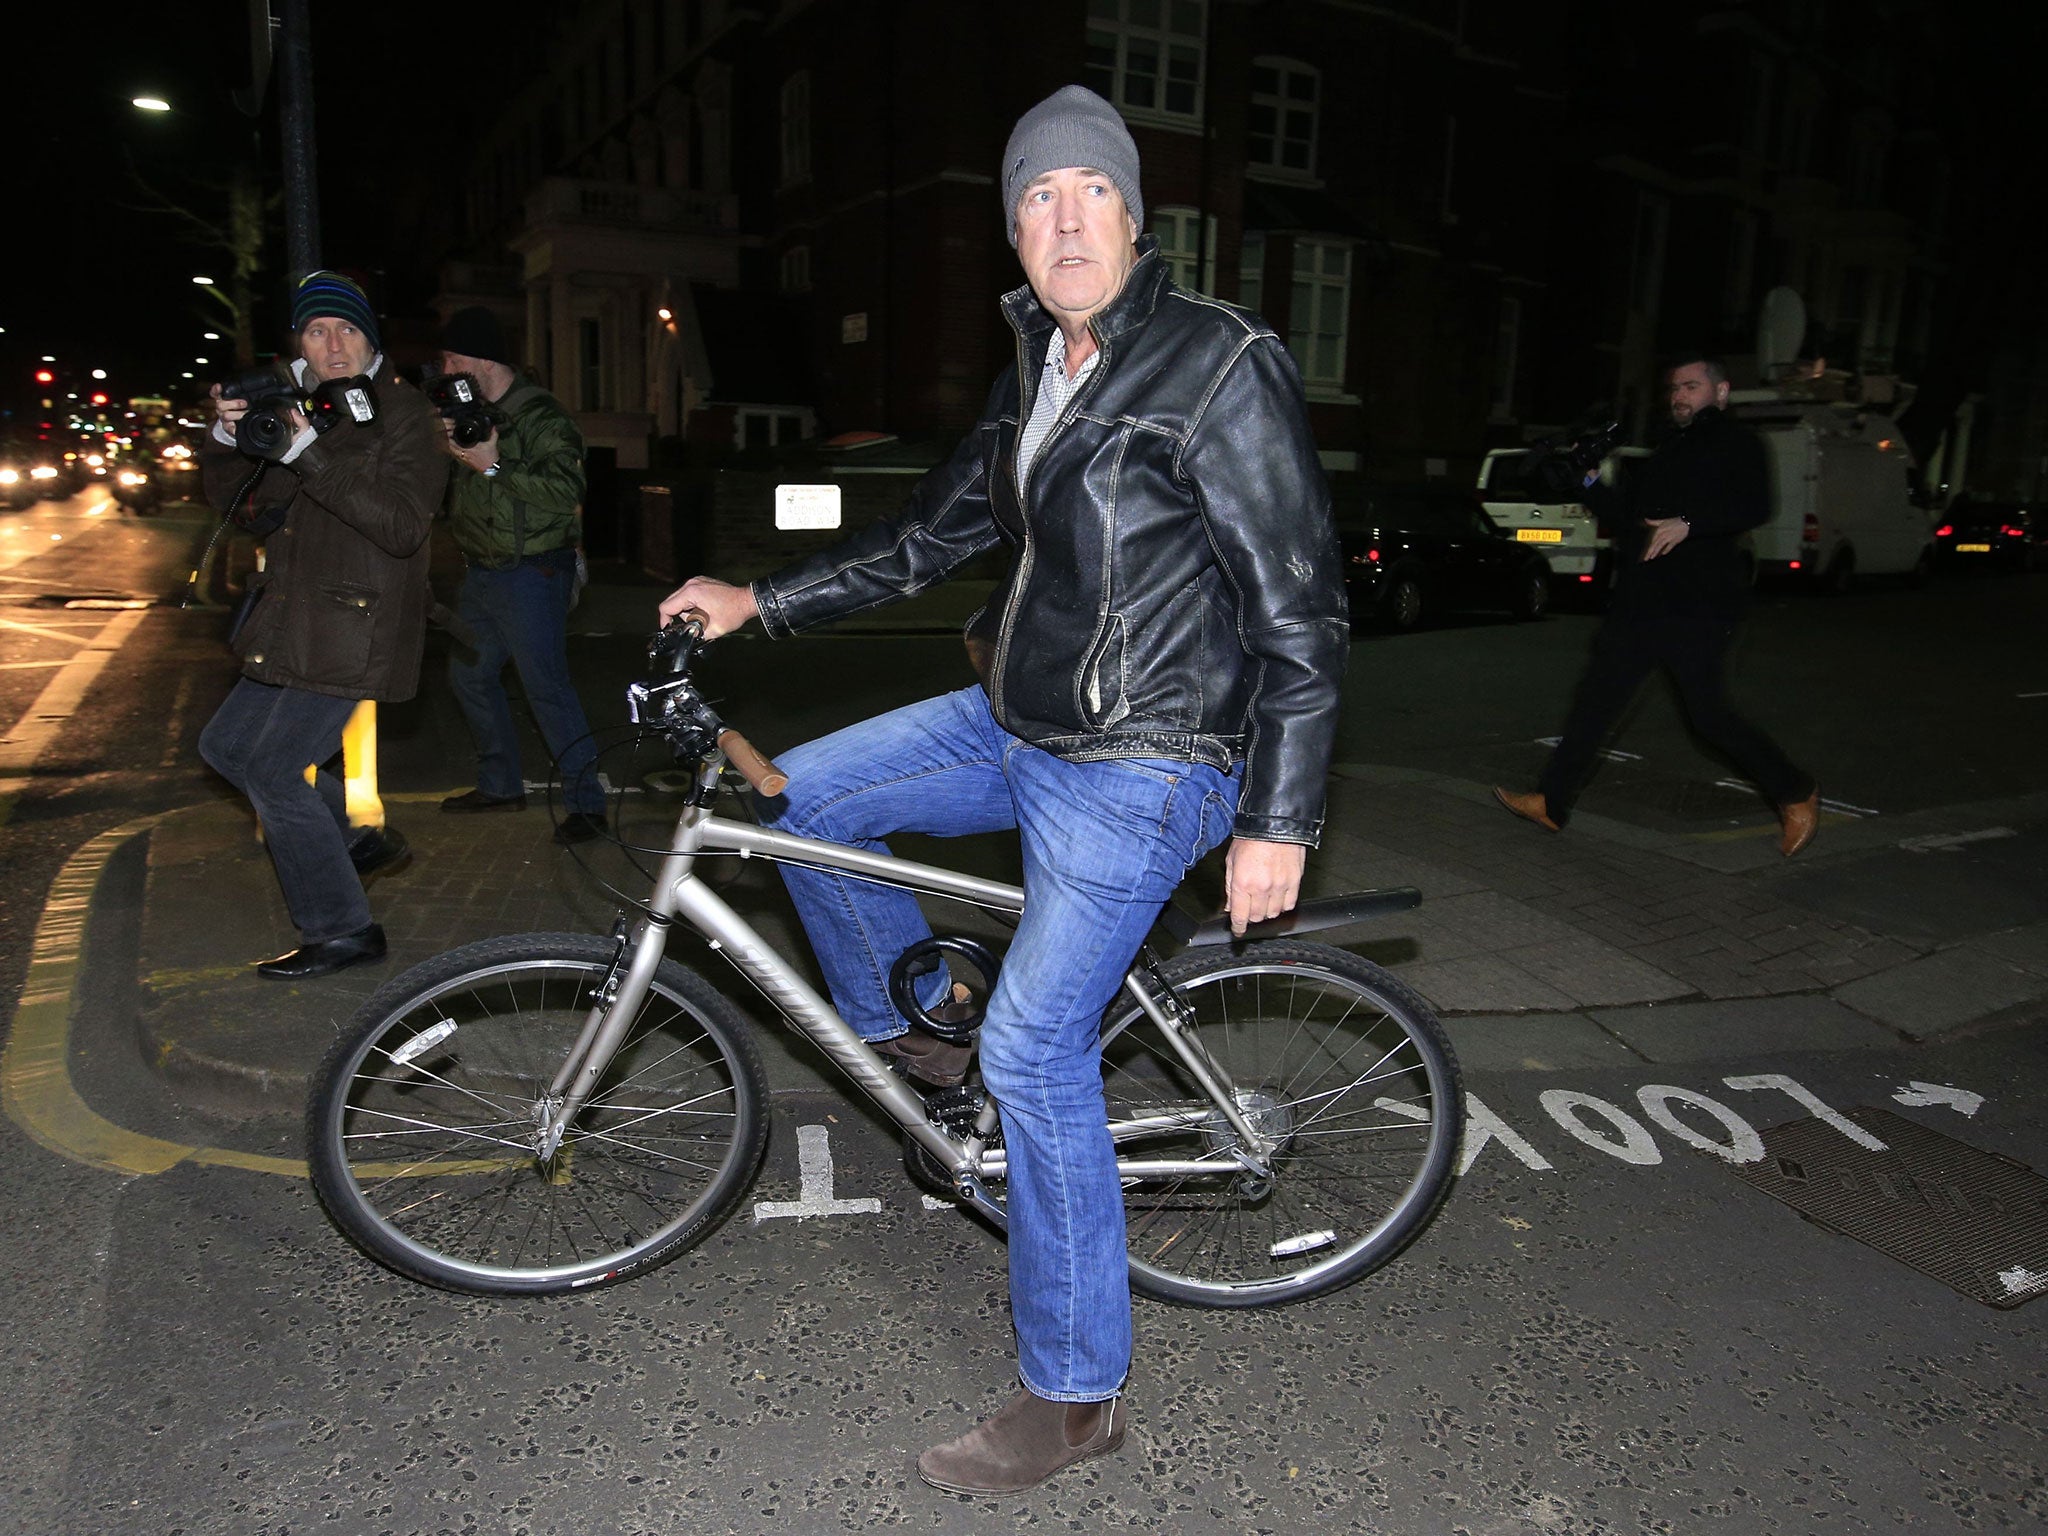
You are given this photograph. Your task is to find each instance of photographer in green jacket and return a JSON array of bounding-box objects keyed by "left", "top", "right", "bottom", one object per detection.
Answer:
[{"left": 435, "top": 307, "right": 606, "bottom": 843}]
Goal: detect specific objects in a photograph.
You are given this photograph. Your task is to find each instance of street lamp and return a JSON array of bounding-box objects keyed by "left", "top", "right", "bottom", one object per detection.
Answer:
[
  {"left": 192, "top": 276, "right": 216, "bottom": 286},
  {"left": 133, "top": 96, "right": 171, "bottom": 113}
]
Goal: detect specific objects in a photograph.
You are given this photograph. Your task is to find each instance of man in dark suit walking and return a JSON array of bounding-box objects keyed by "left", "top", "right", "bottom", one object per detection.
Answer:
[{"left": 1495, "top": 354, "right": 1820, "bottom": 856}]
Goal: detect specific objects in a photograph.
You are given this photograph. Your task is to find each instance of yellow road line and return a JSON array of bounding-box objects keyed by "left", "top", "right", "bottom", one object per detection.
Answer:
[{"left": 0, "top": 813, "right": 307, "bottom": 1179}]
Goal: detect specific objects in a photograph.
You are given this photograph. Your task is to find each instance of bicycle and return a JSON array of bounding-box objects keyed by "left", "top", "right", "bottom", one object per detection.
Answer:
[{"left": 306, "top": 623, "right": 1464, "bottom": 1306}]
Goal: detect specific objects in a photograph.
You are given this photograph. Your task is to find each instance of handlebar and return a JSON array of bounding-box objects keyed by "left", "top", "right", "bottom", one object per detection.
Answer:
[{"left": 634, "top": 622, "right": 791, "bottom": 798}]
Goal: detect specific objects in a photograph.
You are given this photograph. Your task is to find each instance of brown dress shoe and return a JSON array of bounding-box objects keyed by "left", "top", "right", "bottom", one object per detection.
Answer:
[
  {"left": 1493, "top": 785, "right": 1561, "bottom": 832},
  {"left": 1778, "top": 789, "right": 1821, "bottom": 857},
  {"left": 917, "top": 1387, "right": 1126, "bottom": 1495}
]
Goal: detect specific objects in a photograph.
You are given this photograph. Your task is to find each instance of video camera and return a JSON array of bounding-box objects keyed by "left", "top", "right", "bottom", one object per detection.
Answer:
[
  {"left": 216, "top": 364, "right": 380, "bottom": 461},
  {"left": 422, "top": 372, "right": 501, "bottom": 448},
  {"left": 1530, "top": 419, "right": 1624, "bottom": 485}
]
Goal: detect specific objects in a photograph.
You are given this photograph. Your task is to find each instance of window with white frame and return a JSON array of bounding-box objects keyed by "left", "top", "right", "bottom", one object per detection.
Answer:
[
  {"left": 1247, "top": 59, "right": 1318, "bottom": 177},
  {"left": 1150, "top": 207, "right": 1217, "bottom": 294},
  {"left": 1289, "top": 237, "right": 1351, "bottom": 389},
  {"left": 1490, "top": 295, "right": 1521, "bottom": 422},
  {"left": 578, "top": 317, "right": 605, "bottom": 412},
  {"left": 1084, "top": 0, "right": 1205, "bottom": 123},
  {"left": 1628, "top": 192, "right": 1668, "bottom": 318},
  {"left": 780, "top": 245, "right": 812, "bottom": 293},
  {"left": 735, "top": 406, "right": 811, "bottom": 450},
  {"left": 1239, "top": 229, "right": 1265, "bottom": 311},
  {"left": 779, "top": 71, "right": 811, "bottom": 186}
]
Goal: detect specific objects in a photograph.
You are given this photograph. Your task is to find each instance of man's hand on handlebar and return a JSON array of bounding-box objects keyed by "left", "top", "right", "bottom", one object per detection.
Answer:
[{"left": 659, "top": 576, "right": 758, "bottom": 641}]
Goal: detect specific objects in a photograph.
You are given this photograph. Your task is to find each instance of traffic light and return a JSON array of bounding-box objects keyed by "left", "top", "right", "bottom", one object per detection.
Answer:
[
  {"left": 34, "top": 369, "right": 54, "bottom": 385},
  {"left": 90, "top": 393, "right": 109, "bottom": 407}
]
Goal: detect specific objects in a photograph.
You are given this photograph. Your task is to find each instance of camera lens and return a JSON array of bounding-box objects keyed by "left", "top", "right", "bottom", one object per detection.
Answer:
[
  {"left": 240, "top": 406, "right": 289, "bottom": 458},
  {"left": 453, "top": 413, "right": 493, "bottom": 448}
]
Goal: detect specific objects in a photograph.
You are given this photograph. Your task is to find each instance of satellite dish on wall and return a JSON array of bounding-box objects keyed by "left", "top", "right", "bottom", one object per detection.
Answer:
[{"left": 1755, "top": 287, "right": 1807, "bottom": 381}]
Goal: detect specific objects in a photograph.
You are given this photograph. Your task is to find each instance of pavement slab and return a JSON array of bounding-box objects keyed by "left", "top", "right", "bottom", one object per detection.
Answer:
[
  {"left": 1830, "top": 945, "right": 2048, "bottom": 1039},
  {"left": 1586, "top": 994, "right": 1906, "bottom": 1061},
  {"left": 100, "top": 590, "right": 2048, "bottom": 1120}
]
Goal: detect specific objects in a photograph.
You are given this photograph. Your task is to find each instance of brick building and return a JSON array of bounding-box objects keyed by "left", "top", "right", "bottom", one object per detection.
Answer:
[{"left": 429, "top": 0, "right": 2023, "bottom": 573}]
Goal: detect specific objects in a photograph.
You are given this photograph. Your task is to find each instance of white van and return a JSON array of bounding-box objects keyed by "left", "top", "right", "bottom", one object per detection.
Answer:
[
  {"left": 1733, "top": 399, "right": 1934, "bottom": 590},
  {"left": 1476, "top": 445, "right": 1650, "bottom": 597}
]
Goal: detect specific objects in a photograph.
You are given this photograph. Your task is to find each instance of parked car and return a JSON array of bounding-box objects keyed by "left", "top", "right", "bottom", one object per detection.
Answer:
[
  {"left": 1934, "top": 498, "right": 2044, "bottom": 572},
  {"left": 1336, "top": 484, "right": 1553, "bottom": 630}
]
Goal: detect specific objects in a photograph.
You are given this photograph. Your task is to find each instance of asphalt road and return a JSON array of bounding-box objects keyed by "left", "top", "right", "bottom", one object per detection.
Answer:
[{"left": 2, "top": 504, "right": 2043, "bottom": 1533}]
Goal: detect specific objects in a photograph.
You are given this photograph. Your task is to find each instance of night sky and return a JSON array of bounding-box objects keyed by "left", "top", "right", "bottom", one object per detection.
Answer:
[{"left": 0, "top": 2, "right": 535, "bottom": 419}]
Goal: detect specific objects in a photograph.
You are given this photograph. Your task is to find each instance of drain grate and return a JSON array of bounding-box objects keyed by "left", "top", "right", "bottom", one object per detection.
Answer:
[{"left": 1731, "top": 1106, "right": 2048, "bottom": 1309}]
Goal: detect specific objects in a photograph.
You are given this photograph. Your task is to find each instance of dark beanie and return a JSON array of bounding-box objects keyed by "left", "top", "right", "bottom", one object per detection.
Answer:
[
  {"left": 291, "top": 270, "right": 381, "bottom": 351},
  {"left": 439, "top": 306, "right": 515, "bottom": 368},
  {"left": 999, "top": 85, "right": 1143, "bottom": 247}
]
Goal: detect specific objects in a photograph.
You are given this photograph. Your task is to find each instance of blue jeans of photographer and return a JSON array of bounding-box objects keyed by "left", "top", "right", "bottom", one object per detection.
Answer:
[
  {"left": 760, "top": 685, "right": 1238, "bottom": 1402},
  {"left": 448, "top": 548, "right": 604, "bottom": 815},
  {"left": 200, "top": 679, "right": 369, "bottom": 944}
]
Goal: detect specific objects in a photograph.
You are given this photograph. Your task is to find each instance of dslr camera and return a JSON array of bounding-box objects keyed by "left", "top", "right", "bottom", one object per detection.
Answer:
[
  {"left": 423, "top": 372, "right": 501, "bottom": 448},
  {"left": 217, "top": 364, "right": 380, "bottom": 461}
]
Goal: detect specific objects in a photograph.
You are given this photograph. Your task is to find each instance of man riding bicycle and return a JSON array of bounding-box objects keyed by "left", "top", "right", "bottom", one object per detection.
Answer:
[{"left": 660, "top": 84, "right": 1347, "bottom": 1495}]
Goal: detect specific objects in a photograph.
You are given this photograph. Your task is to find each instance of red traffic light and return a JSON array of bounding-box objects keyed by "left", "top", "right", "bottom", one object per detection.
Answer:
[
  {"left": 35, "top": 369, "right": 55, "bottom": 384},
  {"left": 90, "top": 392, "right": 109, "bottom": 406}
]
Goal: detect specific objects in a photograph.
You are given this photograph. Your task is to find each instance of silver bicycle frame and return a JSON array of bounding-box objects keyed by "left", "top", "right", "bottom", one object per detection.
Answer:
[{"left": 544, "top": 751, "right": 1275, "bottom": 1194}]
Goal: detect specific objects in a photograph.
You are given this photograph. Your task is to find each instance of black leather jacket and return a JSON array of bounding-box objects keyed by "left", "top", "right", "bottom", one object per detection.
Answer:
[{"left": 754, "top": 242, "right": 1348, "bottom": 845}]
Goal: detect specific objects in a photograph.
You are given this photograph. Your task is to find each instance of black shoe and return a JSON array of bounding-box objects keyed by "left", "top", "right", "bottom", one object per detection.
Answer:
[
  {"left": 347, "top": 825, "right": 412, "bottom": 883},
  {"left": 255, "top": 924, "right": 387, "bottom": 979},
  {"left": 441, "top": 788, "right": 526, "bottom": 813},
  {"left": 553, "top": 811, "right": 608, "bottom": 846}
]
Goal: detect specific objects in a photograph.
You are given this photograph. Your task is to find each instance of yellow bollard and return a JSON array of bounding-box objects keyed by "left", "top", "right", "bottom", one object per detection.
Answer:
[{"left": 301, "top": 701, "right": 384, "bottom": 830}]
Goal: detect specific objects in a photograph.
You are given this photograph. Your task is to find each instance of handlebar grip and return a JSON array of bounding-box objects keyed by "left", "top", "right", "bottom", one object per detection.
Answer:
[{"left": 718, "top": 729, "right": 789, "bottom": 797}]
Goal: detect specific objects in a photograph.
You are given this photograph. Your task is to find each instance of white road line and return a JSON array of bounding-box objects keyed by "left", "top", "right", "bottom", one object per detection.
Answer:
[{"left": 0, "top": 605, "right": 151, "bottom": 772}]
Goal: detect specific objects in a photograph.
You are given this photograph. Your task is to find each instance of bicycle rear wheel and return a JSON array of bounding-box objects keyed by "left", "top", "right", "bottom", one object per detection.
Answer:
[
  {"left": 307, "top": 933, "right": 769, "bottom": 1296},
  {"left": 1098, "top": 941, "right": 1461, "bottom": 1307}
]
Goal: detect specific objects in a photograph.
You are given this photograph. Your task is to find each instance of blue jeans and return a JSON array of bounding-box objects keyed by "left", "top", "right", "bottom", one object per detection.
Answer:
[
  {"left": 448, "top": 552, "right": 604, "bottom": 815},
  {"left": 762, "top": 686, "right": 1238, "bottom": 1401},
  {"left": 199, "top": 678, "right": 370, "bottom": 944}
]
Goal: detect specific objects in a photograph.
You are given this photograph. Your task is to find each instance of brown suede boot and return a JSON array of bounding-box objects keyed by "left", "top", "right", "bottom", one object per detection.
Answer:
[
  {"left": 916, "top": 1387, "right": 1127, "bottom": 1495},
  {"left": 872, "top": 983, "right": 977, "bottom": 1087}
]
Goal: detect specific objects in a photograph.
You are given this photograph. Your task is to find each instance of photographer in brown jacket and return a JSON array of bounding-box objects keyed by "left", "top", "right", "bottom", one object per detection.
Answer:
[{"left": 197, "top": 271, "right": 448, "bottom": 978}]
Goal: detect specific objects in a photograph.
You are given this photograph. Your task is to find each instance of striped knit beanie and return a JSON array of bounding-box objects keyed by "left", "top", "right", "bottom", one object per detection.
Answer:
[{"left": 291, "top": 270, "right": 381, "bottom": 351}]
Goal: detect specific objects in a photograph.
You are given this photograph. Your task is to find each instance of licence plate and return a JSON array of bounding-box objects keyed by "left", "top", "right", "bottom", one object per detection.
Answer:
[
  {"left": 1515, "top": 527, "right": 1564, "bottom": 543},
  {"left": 1955, "top": 543, "right": 1992, "bottom": 553}
]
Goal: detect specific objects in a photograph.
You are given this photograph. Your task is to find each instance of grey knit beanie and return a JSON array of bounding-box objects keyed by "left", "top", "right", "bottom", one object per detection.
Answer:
[{"left": 1000, "top": 85, "right": 1143, "bottom": 247}]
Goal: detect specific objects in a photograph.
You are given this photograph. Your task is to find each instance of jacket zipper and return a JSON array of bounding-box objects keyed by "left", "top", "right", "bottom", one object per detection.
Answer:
[{"left": 989, "top": 318, "right": 1108, "bottom": 722}]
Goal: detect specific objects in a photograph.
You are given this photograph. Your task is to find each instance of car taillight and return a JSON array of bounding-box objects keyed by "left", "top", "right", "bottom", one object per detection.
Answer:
[
  {"left": 1934, "top": 523, "right": 1952, "bottom": 538},
  {"left": 2001, "top": 525, "right": 2027, "bottom": 539},
  {"left": 1577, "top": 573, "right": 1594, "bottom": 583},
  {"left": 1789, "top": 560, "right": 1802, "bottom": 570},
  {"left": 1368, "top": 547, "right": 1380, "bottom": 563}
]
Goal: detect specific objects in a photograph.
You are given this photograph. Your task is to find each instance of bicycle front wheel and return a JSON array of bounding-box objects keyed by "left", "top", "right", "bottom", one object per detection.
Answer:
[
  {"left": 307, "top": 933, "right": 769, "bottom": 1296},
  {"left": 1100, "top": 941, "right": 1462, "bottom": 1308}
]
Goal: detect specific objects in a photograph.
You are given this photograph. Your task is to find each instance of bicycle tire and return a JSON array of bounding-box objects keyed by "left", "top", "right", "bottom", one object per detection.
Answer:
[
  {"left": 307, "top": 933, "right": 770, "bottom": 1296},
  {"left": 1091, "top": 941, "right": 1461, "bottom": 1308}
]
